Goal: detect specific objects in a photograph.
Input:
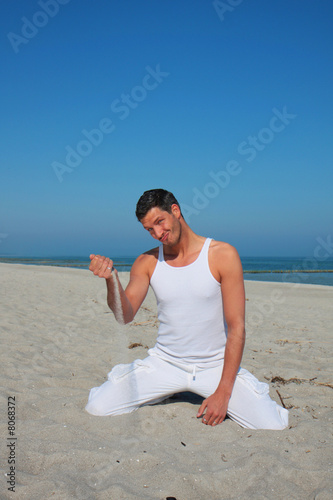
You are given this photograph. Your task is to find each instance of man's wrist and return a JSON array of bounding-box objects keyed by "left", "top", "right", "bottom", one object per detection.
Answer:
[
  {"left": 105, "top": 267, "right": 117, "bottom": 281},
  {"left": 215, "top": 383, "right": 233, "bottom": 399}
]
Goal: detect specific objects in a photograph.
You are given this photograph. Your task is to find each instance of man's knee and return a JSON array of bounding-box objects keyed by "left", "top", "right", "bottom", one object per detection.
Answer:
[
  {"left": 85, "top": 386, "right": 114, "bottom": 416},
  {"left": 264, "top": 407, "right": 289, "bottom": 430},
  {"left": 251, "top": 405, "right": 289, "bottom": 430},
  {"left": 85, "top": 401, "right": 107, "bottom": 416}
]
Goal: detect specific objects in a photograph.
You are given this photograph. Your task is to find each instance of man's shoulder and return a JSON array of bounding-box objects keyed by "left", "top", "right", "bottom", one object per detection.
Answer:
[
  {"left": 131, "top": 247, "right": 159, "bottom": 277},
  {"left": 209, "top": 240, "right": 239, "bottom": 260},
  {"left": 138, "top": 246, "right": 159, "bottom": 261},
  {"left": 209, "top": 240, "right": 242, "bottom": 278}
]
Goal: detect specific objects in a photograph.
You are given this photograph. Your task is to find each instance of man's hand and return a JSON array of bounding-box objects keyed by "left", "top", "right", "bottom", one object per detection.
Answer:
[
  {"left": 89, "top": 254, "right": 114, "bottom": 279},
  {"left": 197, "top": 391, "right": 230, "bottom": 426}
]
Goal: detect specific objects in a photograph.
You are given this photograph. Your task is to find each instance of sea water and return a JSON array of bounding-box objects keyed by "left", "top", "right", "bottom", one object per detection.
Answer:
[{"left": 1, "top": 255, "right": 333, "bottom": 286}]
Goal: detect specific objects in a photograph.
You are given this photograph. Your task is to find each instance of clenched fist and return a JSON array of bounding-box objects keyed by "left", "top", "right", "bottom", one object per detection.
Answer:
[{"left": 89, "top": 254, "right": 114, "bottom": 279}]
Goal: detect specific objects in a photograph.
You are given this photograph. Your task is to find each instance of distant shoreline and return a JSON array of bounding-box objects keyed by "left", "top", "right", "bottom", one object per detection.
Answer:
[
  {"left": 1, "top": 258, "right": 333, "bottom": 286},
  {"left": 1, "top": 258, "right": 333, "bottom": 273},
  {"left": 244, "top": 269, "right": 333, "bottom": 273}
]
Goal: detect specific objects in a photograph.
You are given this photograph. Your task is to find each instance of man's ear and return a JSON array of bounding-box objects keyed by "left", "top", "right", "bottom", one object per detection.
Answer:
[{"left": 171, "top": 204, "right": 181, "bottom": 219}]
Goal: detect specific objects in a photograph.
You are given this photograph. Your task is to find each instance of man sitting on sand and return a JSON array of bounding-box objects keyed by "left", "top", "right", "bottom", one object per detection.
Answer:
[{"left": 86, "top": 189, "right": 288, "bottom": 429}]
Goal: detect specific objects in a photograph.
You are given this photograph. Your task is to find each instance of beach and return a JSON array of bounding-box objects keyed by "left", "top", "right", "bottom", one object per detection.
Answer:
[{"left": 1, "top": 262, "right": 332, "bottom": 499}]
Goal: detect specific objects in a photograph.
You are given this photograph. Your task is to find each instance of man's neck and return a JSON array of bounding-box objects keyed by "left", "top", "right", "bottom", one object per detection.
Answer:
[{"left": 163, "top": 221, "right": 204, "bottom": 260}]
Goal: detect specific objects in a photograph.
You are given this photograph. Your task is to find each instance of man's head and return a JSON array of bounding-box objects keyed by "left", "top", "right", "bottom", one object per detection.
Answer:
[
  {"left": 136, "top": 189, "right": 184, "bottom": 245},
  {"left": 135, "top": 189, "right": 182, "bottom": 221}
]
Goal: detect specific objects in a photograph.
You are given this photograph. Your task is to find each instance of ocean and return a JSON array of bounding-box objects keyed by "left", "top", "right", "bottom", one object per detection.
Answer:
[{"left": 1, "top": 255, "right": 333, "bottom": 286}]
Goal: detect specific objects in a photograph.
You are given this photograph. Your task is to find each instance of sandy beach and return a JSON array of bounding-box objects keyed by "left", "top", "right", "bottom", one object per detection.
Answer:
[{"left": 0, "top": 262, "right": 332, "bottom": 500}]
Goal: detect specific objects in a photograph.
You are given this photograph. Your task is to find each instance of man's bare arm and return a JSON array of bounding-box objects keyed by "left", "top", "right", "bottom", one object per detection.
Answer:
[
  {"left": 89, "top": 253, "right": 151, "bottom": 324},
  {"left": 197, "top": 243, "right": 245, "bottom": 426}
]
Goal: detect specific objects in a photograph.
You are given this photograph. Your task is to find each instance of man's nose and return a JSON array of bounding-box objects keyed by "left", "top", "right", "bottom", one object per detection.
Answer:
[{"left": 154, "top": 226, "right": 164, "bottom": 239}]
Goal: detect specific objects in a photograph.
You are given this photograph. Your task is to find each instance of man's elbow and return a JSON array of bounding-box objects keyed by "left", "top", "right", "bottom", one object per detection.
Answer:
[
  {"left": 227, "top": 322, "right": 246, "bottom": 341},
  {"left": 123, "top": 315, "right": 134, "bottom": 325},
  {"left": 122, "top": 305, "right": 137, "bottom": 325}
]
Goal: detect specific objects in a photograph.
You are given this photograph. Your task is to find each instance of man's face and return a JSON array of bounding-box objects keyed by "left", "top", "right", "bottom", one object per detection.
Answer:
[{"left": 140, "top": 205, "right": 182, "bottom": 246}]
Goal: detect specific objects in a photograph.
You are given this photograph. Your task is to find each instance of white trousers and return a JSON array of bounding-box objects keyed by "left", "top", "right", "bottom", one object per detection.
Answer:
[{"left": 85, "top": 354, "right": 289, "bottom": 430}]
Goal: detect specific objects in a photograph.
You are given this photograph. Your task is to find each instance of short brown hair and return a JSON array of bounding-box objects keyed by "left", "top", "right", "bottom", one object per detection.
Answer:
[{"left": 135, "top": 189, "right": 181, "bottom": 221}]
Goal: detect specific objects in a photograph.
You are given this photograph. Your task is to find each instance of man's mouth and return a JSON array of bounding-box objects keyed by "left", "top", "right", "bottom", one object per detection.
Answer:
[{"left": 160, "top": 233, "right": 168, "bottom": 242}]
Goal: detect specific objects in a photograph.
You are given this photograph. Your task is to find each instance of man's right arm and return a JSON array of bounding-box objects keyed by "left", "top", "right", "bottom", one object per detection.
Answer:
[{"left": 89, "top": 253, "right": 151, "bottom": 324}]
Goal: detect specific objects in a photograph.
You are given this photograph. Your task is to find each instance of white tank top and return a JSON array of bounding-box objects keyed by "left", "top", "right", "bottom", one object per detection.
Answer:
[{"left": 149, "top": 238, "right": 227, "bottom": 368}]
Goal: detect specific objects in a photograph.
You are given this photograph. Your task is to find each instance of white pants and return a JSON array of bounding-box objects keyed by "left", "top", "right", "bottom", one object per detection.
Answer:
[{"left": 85, "top": 354, "right": 288, "bottom": 430}]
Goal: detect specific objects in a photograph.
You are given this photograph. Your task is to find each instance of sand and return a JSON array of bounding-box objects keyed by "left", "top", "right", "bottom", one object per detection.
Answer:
[{"left": 0, "top": 262, "right": 332, "bottom": 500}]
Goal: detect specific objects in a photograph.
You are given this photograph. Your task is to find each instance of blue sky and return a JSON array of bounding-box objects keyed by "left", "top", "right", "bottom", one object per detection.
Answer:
[{"left": 1, "top": 0, "right": 332, "bottom": 257}]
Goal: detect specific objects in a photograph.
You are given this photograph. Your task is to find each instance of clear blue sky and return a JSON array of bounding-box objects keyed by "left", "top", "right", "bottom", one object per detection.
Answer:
[{"left": 1, "top": 0, "right": 332, "bottom": 257}]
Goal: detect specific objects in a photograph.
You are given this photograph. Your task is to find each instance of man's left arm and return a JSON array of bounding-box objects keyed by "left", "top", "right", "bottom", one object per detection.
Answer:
[{"left": 197, "top": 244, "right": 245, "bottom": 426}]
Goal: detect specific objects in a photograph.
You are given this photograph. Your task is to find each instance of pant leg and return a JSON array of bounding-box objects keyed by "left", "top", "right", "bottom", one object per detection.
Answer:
[
  {"left": 227, "top": 368, "right": 289, "bottom": 430},
  {"left": 191, "top": 365, "right": 289, "bottom": 430},
  {"left": 85, "top": 355, "right": 187, "bottom": 416}
]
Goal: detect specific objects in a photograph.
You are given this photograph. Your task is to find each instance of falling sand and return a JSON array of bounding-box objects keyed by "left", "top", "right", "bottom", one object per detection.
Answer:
[{"left": 111, "top": 271, "right": 125, "bottom": 325}]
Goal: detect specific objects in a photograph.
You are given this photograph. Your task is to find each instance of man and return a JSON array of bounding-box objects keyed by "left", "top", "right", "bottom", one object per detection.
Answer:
[{"left": 86, "top": 189, "right": 288, "bottom": 429}]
